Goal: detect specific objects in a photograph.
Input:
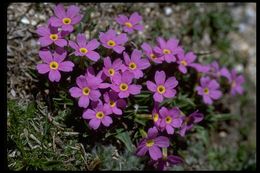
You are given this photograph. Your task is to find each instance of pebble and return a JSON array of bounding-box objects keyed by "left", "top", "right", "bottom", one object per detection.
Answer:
[
  {"left": 164, "top": 7, "right": 173, "bottom": 16},
  {"left": 219, "top": 131, "right": 227, "bottom": 138},
  {"left": 21, "top": 17, "right": 30, "bottom": 24}
]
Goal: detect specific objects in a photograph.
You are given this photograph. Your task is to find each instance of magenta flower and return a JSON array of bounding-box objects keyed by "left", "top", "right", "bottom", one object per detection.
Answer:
[
  {"left": 36, "top": 25, "right": 67, "bottom": 47},
  {"left": 196, "top": 77, "right": 222, "bottom": 105},
  {"left": 69, "top": 33, "right": 100, "bottom": 62},
  {"left": 111, "top": 71, "right": 142, "bottom": 98},
  {"left": 103, "top": 91, "right": 127, "bottom": 115},
  {"left": 102, "top": 57, "right": 123, "bottom": 80},
  {"left": 154, "top": 37, "right": 183, "bottom": 63},
  {"left": 159, "top": 107, "right": 183, "bottom": 135},
  {"left": 149, "top": 154, "right": 183, "bottom": 170},
  {"left": 179, "top": 110, "right": 204, "bottom": 137},
  {"left": 99, "top": 29, "right": 128, "bottom": 54},
  {"left": 141, "top": 42, "right": 163, "bottom": 64},
  {"left": 122, "top": 49, "right": 150, "bottom": 79},
  {"left": 152, "top": 103, "right": 161, "bottom": 128},
  {"left": 48, "top": 4, "right": 82, "bottom": 32},
  {"left": 82, "top": 102, "right": 113, "bottom": 130},
  {"left": 36, "top": 50, "right": 74, "bottom": 82},
  {"left": 190, "top": 63, "right": 210, "bottom": 73},
  {"left": 69, "top": 74, "right": 102, "bottom": 108},
  {"left": 115, "top": 12, "right": 144, "bottom": 33},
  {"left": 206, "top": 61, "right": 230, "bottom": 79},
  {"left": 226, "top": 69, "right": 245, "bottom": 96},
  {"left": 136, "top": 127, "right": 170, "bottom": 160},
  {"left": 176, "top": 51, "right": 198, "bottom": 74},
  {"left": 147, "top": 71, "right": 178, "bottom": 102}
]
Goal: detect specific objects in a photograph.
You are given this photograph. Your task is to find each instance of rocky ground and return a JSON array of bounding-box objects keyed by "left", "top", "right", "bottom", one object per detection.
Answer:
[{"left": 7, "top": 3, "right": 256, "bottom": 170}]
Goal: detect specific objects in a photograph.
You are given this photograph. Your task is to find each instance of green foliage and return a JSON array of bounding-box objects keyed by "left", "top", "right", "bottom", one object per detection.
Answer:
[
  {"left": 91, "top": 144, "right": 144, "bottom": 170},
  {"left": 7, "top": 100, "right": 86, "bottom": 170}
]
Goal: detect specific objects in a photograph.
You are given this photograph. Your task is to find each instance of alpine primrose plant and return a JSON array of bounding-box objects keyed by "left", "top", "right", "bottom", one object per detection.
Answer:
[{"left": 36, "top": 4, "right": 246, "bottom": 171}]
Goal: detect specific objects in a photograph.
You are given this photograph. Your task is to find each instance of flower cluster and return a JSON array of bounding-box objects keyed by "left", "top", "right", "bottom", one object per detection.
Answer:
[{"left": 36, "top": 4, "right": 245, "bottom": 171}]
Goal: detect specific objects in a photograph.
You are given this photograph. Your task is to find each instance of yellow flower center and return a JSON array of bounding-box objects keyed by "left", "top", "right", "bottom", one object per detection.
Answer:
[
  {"left": 163, "top": 49, "right": 171, "bottom": 54},
  {"left": 80, "top": 47, "right": 88, "bottom": 54},
  {"left": 146, "top": 139, "right": 154, "bottom": 147},
  {"left": 95, "top": 111, "right": 105, "bottom": 119},
  {"left": 165, "top": 116, "right": 172, "bottom": 124},
  {"left": 107, "top": 40, "right": 116, "bottom": 47},
  {"left": 119, "top": 83, "right": 128, "bottom": 91},
  {"left": 203, "top": 88, "right": 209, "bottom": 94},
  {"left": 49, "top": 34, "right": 58, "bottom": 41},
  {"left": 124, "top": 22, "right": 133, "bottom": 28},
  {"left": 108, "top": 68, "right": 115, "bottom": 76},
  {"left": 157, "top": 85, "right": 166, "bottom": 94},
  {"left": 153, "top": 113, "right": 159, "bottom": 122},
  {"left": 150, "top": 53, "right": 157, "bottom": 59},
  {"left": 180, "top": 60, "right": 187, "bottom": 66},
  {"left": 49, "top": 61, "right": 59, "bottom": 70},
  {"left": 82, "top": 87, "right": 90, "bottom": 96},
  {"left": 109, "top": 100, "right": 116, "bottom": 107},
  {"left": 129, "top": 62, "right": 137, "bottom": 70},
  {"left": 62, "top": 17, "right": 71, "bottom": 25}
]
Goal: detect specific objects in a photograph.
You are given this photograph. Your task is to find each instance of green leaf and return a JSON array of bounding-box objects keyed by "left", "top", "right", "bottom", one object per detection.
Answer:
[{"left": 115, "top": 131, "right": 135, "bottom": 152}]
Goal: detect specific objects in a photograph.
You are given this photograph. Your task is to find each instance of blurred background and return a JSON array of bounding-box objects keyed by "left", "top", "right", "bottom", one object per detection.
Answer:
[{"left": 7, "top": 3, "right": 256, "bottom": 170}]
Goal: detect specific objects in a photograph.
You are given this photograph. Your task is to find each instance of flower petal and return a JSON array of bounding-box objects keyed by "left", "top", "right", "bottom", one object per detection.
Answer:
[
  {"left": 54, "top": 4, "right": 66, "bottom": 19},
  {"left": 86, "top": 39, "right": 100, "bottom": 50},
  {"left": 69, "top": 87, "right": 82, "bottom": 98},
  {"left": 149, "top": 146, "right": 162, "bottom": 160},
  {"left": 48, "top": 70, "right": 61, "bottom": 82},
  {"left": 154, "top": 136, "right": 170, "bottom": 147},
  {"left": 39, "top": 37, "right": 53, "bottom": 47},
  {"left": 101, "top": 116, "right": 113, "bottom": 127},
  {"left": 78, "top": 95, "right": 90, "bottom": 108},
  {"left": 55, "top": 39, "right": 67, "bottom": 47},
  {"left": 155, "top": 71, "right": 166, "bottom": 85},
  {"left": 82, "top": 109, "right": 96, "bottom": 119},
  {"left": 153, "top": 92, "right": 164, "bottom": 102},
  {"left": 37, "top": 64, "right": 50, "bottom": 74},
  {"left": 66, "top": 5, "right": 80, "bottom": 18},
  {"left": 89, "top": 118, "right": 101, "bottom": 130},
  {"left": 129, "top": 12, "right": 142, "bottom": 25},
  {"left": 146, "top": 81, "right": 157, "bottom": 92},
  {"left": 86, "top": 51, "right": 100, "bottom": 62}
]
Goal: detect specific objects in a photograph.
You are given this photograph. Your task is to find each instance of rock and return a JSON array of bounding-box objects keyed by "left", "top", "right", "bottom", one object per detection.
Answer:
[{"left": 21, "top": 17, "right": 30, "bottom": 24}]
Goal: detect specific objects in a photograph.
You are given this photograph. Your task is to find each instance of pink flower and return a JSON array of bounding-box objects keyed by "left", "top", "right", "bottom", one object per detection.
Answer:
[
  {"left": 136, "top": 127, "right": 170, "bottom": 160},
  {"left": 69, "top": 33, "right": 100, "bottom": 62},
  {"left": 99, "top": 29, "right": 128, "bottom": 54},
  {"left": 176, "top": 51, "right": 198, "bottom": 74},
  {"left": 36, "top": 50, "right": 74, "bottom": 82},
  {"left": 69, "top": 74, "right": 103, "bottom": 108},
  {"left": 122, "top": 49, "right": 150, "bottom": 79},
  {"left": 48, "top": 4, "right": 82, "bottom": 32},
  {"left": 102, "top": 56, "right": 123, "bottom": 80},
  {"left": 103, "top": 91, "right": 127, "bottom": 115},
  {"left": 152, "top": 103, "right": 161, "bottom": 128},
  {"left": 111, "top": 71, "right": 142, "bottom": 98},
  {"left": 141, "top": 42, "right": 163, "bottom": 64},
  {"left": 178, "top": 110, "right": 204, "bottom": 137},
  {"left": 83, "top": 102, "right": 113, "bottom": 130},
  {"left": 36, "top": 25, "right": 67, "bottom": 47},
  {"left": 159, "top": 107, "right": 183, "bottom": 135},
  {"left": 147, "top": 71, "right": 178, "bottom": 102},
  {"left": 154, "top": 37, "right": 183, "bottom": 63},
  {"left": 206, "top": 61, "right": 230, "bottom": 79},
  {"left": 115, "top": 12, "right": 144, "bottom": 33},
  {"left": 226, "top": 69, "right": 245, "bottom": 96},
  {"left": 196, "top": 76, "right": 222, "bottom": 105}
]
